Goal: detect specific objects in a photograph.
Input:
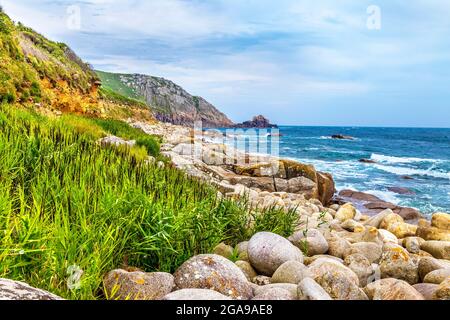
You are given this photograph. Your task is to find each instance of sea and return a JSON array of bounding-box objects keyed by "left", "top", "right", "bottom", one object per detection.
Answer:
[{"left": 215, "top": 126, "right": 450, "bottom": 217}]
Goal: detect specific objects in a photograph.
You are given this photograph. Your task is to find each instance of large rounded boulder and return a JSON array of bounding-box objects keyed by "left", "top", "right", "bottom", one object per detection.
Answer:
[
  {"left": 173, "top": 254, "right": 253, "bottom": 300},
  {"left": 248, "top": 232, "right": 304, "bottom": 276}
]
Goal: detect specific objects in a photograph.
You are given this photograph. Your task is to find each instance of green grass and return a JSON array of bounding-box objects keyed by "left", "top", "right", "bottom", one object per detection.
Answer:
[
  {"left": 0, "top": 104, "right": 298, "bottom": 300},
  {"left": 96, "top": 71, "right": 146, "bottom": 102}
]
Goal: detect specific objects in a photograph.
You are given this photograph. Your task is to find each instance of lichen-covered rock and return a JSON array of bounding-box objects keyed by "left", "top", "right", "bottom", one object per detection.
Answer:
[
  {"left": 248, "top": 232, "right": 303, "bottom": 276},
  {"left": 418, "top": 256, "right": 450, "bottom": 281},
  {"left": 379, "top": 244, "right": 419, "bottom": 285},
  {"left": 341, "top": 219, "right": 365, "bottom": 233},
  {"left": 379, "top": 213, "right": 404, "bottom": 230},
  {"left": 103, "top": 270, "right": 174, "bottom": 300},
  {"left": 308, "top": 260, "right": 368, "bottom": 300},
  {"left": 298, "top": 277, "right": 333, "bottom": 300},
  {"left": 235, "top": 261, "right": 257, "bottom": 282},
  {"left": 386, "top": 222, "right": 418, "bottom": 239},
  {"left": 335, "top": 203, "right": 357, "bottom": 222},
  {"left": 416, "top": 226, "right": 450, "bottom": 241},
  {"left": 364, "top": 279, "right": 424, "bottom": 300},
  {"left": 432, "top": 277, "right": 450, "bottom": 300},
  {"left": 252, "top": 276, "right": 271, "bottom": 286},
  {"left": 423, "top": 268, "right": 450, "bottom": 284},
  {"left": 252, "top": 287, "right": 296, "bottom": 300},
  {"left": 173, "top": 254, "right": 253, "bottom": 300},
  {"left": 162, "top": 289, "right": 232, "bottom": 300},
  {"left": 431, "top": 212, "right": 450, "bottom": 231},
  {"left": 288, "top": 229, "right": 329, "bottom": 256},
  {"left": 327, "top": 235, "right": 352, "bottom": 259},
  {"left": 421, "top": 241, "right": 450, "bottom": 260},
  {"left": 213, "top": 243, "right": 234, "bottom": 259},
  {"left": 403, "top": 237, "right": 424, "bottom": 254},
  {"left": 344, "top": 253, "right": 373, "bottom": 287},
  {"left": 345, "top": 242, "right": 383, "bottom": 264},
  {"left": 0, "top": 279, "right": 63, "bottom": 300},
  {"left": 413, "top": 283, "right": 439, "bottom": 300},
  {"left": 271, "top": 261, "right": 310, "bottom": 284}
]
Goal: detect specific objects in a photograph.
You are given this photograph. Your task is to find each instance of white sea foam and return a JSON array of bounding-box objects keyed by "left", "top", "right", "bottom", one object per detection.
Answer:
[
  {"left": 374, "top": 164, "right": 450, "bottom": 180},
  {"left": 362, "top": 189, "right": 402, "bottom": 205},
  {"left": 371, "top": 153, "right": 442, "bottom": 164}
]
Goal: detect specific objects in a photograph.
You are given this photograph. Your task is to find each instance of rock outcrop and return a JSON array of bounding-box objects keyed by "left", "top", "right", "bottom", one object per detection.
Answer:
[{"left": 233, "top": 115, "right": 278, "bottom": 129}]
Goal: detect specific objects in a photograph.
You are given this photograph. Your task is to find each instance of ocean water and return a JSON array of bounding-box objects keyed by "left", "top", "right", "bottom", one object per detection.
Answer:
[{"left": 218, "top": 126, "right": 450, "bottom": 216}]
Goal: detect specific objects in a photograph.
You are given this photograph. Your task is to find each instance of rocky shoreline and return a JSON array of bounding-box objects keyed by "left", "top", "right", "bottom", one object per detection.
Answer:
[{"left": 2, "top": 120, "right": 449, "bottom": 301}]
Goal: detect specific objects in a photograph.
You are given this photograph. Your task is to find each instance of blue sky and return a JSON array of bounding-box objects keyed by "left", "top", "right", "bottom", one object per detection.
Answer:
[{"left": 2, "top": 0, "right": 450, "bottom": 127}]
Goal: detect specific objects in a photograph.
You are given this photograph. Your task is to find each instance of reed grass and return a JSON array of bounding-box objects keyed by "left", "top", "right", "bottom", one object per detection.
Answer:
[{"left": 0, "top": 104, "right": 298, "bottom": 300}]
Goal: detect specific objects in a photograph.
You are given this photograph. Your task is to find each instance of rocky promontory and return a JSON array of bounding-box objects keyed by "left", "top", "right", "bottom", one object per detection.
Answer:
[{"left": 233, "top": 115, "right": 278, "bottom": 129}]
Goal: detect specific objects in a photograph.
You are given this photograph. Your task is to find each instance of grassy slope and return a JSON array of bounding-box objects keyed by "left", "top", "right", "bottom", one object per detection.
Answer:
[
  {"left": 96, "top": 71, "right": 145, "bottom": 102},
  {"left": 0, "top": 104, "right": 298, "bottom": 300}
]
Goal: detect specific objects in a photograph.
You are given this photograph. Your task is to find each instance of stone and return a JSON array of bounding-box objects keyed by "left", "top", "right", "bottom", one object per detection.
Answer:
[
  {"left": 364, "top": 209, "right": 394, "bottom": 228},
  {"left": 162, "top": 289, "right": 232, "bottom": 300},
  {"left": 378, "top": 229, "right": 399, "bottom": 244},
  {"left": 213, "top": 243, "right": 234, "bottom": 259},
  {"left": 387, "top": 222, "right": 418, "bottom": 239},
  {"left": 364, "top": 279, "right": 424, "bottom": 300},
  {"left": 423, "top": 269, "right": 450, "bottom": 284},
  {"left": 308, "top": 260, "right": 368, "bottom": 300},
  {"left": 248, "top": 232, "right": 303, "bottom": 276},
  {"left": 403, "top": 237, "right": 424, "bottom": 254},
  {"left": 236, "top": 241, "right": 249, "bottom": 262},
  {"left": 297, "top": 277, "right": 333, "bottom": 300},
  {"left": 303, "top": 255, "right": 344, "bottom": 266},
  {"left": 327, "top": 235, "right": 352, "bottom": 259},
  {"left": 0, "top": 279, "right": 63, "bottom": 300},
  {"left": 253, "top": 284, "right": 298, "bottom": 298},
  {"left": 379, "top": 244, "right": 419, "bottom": 285},
  {"left": 252, "top": 276, "right": 271, "bottom": 286},
  {"left": 288, "top": 229, "right": 329, "bottom": 256},
  {"left": 173, "top": 254, "right": 253, "bottom": 300},
  {"left": 341, "top": 219, "right": 365, "bottom": 233},
  {"left": 252, "top": 288, "right": 296, "bottom": 300},
  {"left": 99, "top": 135, "right": 136, "bottom": 148},
  {"left": 418, "top": 257, "right": 450, "bottom": 281},
  {"left": 431, "top": 212, "right": 450, "bottom": 230},
  {"left": 432, "top": 277, "right": 450, "bottom": 300},
  {"left": 421, "top": 241, "right": 450, "bottom": 260},
  {"left": 346, "top": 242, "right": 383, "bottom": 264},
  {"left": 416, "top": 226, "right": 450, "bottom": 241},
  {"left": 413, "top": 283, "right": 439, "bottom": 300},
  {"left": 271, "top": 261, "right": 310, "bottom": 284},
  {"left": 335, "top": 203, "right": 357, "bottom": 222},
  {"left": 235, "top": 261, "right": 257, "bottom": 282},
  {"left": 379, "top": 213, "right": 404, "bottom": 230},
  {"left": 103, "top": 270, "right": 174, "bottom": 300},
  {"left": 344, "top": 253, "right": 373, "bottom": 287}
]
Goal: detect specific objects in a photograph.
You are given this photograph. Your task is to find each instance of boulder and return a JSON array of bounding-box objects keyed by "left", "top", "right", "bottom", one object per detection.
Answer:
[
  {"left": 173, "top": 254, "right": 253, "bottom": 300},
  {"left": 327, "top": 235, "right": 352, "bottom": 259},
  {"left": 308, "top": 260, "right": 368, "bottom": 300},
  {"left": 271, "top": 261, "right": 310, "bottom": 285},
  {"left": 103, "top": 270, "right": 174, "bottom": 300},
  {"left": 418, "top": 257, "right": 450, "bottom": 281},
  {"left": 413, "top": 283, "right": 439, "bottom": 300},
  {"left": 378, "top": 229, "right": 399, "bottom": 244},
  {"left": 379, "top": 244, "right": 419, "bottom": 285},
  {"left": 253, "top": 284, "right": 298, "bottom": 298},
  {"left": 288, "top": 229, "right": 329, "bottom": 256},
  {"left": 252, "top": 288, "right": 296, "bottom": 300},
  {"left": 431, "top": 212, "right": 450, "bottom": 230},
  {"left": 345, "top": 242, "right": 383, "bottom": 264},
  {"left": 364, "top": 209, "right": 394, "bottom": 228},
  {"left": 432, "top": 277, "right": 450, "bottom": 300},
  {"left": 297, "top": 278, "right": 333, "bottom": 300},
  {"left": 344, "top": 253, "right": 373, "bottom": 287},
  {"left": 403, "top": 237, "right": 424, "bottom": 254},
  {"left": 248, "top": 232, "right": 303, "bottom": 276},
  {"left": 335, "top": 203, "right": 357, "bottom": 222},
  {"left": 0, "top": 279, "right": 63, "bottom": 300},
  {"left": 416, "top": 226, "right": 450, "bottom": 241},
  {"left": 163, "top": 289, "right": 232, "bottom": 300},
  {"left": 386, "top": 222, "right": 418, "bottom": 239},
  {"left": 364, "top": 279, "right": 424, "bottom": 300},
  {"left": 235, "top": 241, "right": 249, "bottom": 262},
  {"left": 252, "top": 276, "right": 271, "bottom": 286},
  {"left": 303, "top": 255, "right": 344, "bottom": 266},
  {"left": 316, "top": 172, "right": 335, "bottom": 206},
  {"left": 421, "top": 241, "right": 450, "bottom": 260},
  {"left": 213, "top": 243, "right": 234, "bottom": 259},
  {"left": 423, "top": 269, "right": 450, "bottom": 284},
  {"left": 235, "top": 261, "right": 257, "bottom": 282},
  {"left": 341, "top": 219, "right": 365, "bottom": 233}
]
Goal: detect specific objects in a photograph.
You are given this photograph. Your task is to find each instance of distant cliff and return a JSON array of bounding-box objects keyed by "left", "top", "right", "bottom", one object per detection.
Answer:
[
  {"left": 233, "top": 115, "right": 278, "bottom": 128},
  {"left": 97, "top": 71, "right": 234, "bottom": 128}
]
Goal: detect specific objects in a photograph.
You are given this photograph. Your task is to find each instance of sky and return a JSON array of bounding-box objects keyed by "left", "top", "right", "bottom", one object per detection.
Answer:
[{"left": 1, "top": 0, "right": 450, "bottom": 127}]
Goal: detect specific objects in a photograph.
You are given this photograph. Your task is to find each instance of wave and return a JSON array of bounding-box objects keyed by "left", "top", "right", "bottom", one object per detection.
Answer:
[
  {"left": 374, "top": 164, "right": 450, "bottom": 180},
  {"left": 371, "top": 153, "right": 442, "bottom": 164}
]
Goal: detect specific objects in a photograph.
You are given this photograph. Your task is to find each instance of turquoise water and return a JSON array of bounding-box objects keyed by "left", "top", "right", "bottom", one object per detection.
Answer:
[{"left": 218, "top": 126, "right": 450, "bottom": 216}]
